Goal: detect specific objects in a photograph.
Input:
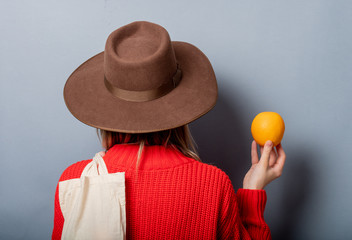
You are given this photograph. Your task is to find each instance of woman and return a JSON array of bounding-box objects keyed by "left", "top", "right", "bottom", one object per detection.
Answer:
[{"left": 52, "top": 21, "right": 286, "bottom": 239}]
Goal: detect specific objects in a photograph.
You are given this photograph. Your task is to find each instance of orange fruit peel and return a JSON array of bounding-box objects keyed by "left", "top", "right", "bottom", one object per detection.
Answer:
[{"left": 251, "top": 112, "right": 285, "bottom": 147}]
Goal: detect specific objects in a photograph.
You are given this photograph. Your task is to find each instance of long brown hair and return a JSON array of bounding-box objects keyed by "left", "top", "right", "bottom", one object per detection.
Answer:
[{"left": 96, "top": 125, "right": 201, "bottom": 170}]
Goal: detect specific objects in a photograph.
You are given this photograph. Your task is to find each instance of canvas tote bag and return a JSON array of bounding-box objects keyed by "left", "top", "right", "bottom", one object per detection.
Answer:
[{"left": 59, "top": 152, "right": 126, "bottom": 239}]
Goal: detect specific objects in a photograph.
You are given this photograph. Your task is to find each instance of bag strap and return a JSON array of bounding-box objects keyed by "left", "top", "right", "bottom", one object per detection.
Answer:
[{"left": 80, "top": 152, "right": 109, "bottom": 178}]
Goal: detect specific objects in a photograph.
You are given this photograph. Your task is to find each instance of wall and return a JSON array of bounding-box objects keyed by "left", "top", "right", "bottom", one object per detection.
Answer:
[{"left": 1, "top": 0, "right": 351, "bottom": 239}]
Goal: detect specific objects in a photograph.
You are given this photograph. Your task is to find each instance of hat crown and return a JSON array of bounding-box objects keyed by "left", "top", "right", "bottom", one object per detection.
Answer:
[{"left": 104, "top": 21, "right": 178, "bottom": 91}]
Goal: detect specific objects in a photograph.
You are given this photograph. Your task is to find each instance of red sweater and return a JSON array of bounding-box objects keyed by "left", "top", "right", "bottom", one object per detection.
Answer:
[{"left": 52, "top": 144, "right": 271, "bottom": 239}]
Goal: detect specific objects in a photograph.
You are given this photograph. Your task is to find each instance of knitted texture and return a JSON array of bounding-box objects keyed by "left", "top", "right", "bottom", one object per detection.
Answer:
[{"left": 52, "top": 144, "right": 271, "bottom": 239}]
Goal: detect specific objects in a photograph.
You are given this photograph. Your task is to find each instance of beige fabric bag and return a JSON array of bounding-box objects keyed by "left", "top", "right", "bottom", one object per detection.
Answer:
[{"left": 59, "top": 152, "right": 126, "bottom": 239}]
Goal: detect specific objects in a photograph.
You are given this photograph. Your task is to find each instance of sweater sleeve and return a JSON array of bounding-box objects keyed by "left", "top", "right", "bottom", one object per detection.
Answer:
[
  {"left": 218, "top": 175, "right": 271, "bottom": 239},
  {"left": 52, "top": 182, "right": 64, "bottom": 240}
]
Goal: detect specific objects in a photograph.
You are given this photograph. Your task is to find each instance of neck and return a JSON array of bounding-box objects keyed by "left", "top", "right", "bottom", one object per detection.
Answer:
[{"left": 102, "top": 144, "right": 195, "bottom": 171}]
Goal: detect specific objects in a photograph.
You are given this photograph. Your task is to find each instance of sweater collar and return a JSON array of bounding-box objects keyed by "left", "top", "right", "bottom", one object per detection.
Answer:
[{"left": 102, "top": 144, "right": 194, "bottom": 171}]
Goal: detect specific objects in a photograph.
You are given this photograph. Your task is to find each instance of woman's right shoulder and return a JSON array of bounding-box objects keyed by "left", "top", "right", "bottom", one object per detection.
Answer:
[
  {"left": 191, "top": 160, "right": 233, "bottom": 186},
  {"left": 58, "top": 159, "right": 93, "bottom": 182}
]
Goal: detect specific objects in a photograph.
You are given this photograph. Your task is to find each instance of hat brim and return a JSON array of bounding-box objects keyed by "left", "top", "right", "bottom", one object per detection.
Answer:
[{"left": 63, "top": 41, "right": 218, "bottom": 133}]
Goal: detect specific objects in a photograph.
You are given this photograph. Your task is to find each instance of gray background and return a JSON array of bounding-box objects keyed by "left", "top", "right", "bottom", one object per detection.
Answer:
[{"left": 1, "top": 0, "right": 351, "bottom": 239}]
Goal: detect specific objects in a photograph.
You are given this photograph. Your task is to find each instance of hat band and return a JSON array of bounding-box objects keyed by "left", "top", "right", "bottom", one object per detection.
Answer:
[{"left": 104, "top": 66, "right": 182, "bottom": 102}]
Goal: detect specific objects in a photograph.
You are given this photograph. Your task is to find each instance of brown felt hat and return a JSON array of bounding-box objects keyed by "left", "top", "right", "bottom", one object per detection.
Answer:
[{"left": 63, "top": 21, "right": 218, "bottom": 133}]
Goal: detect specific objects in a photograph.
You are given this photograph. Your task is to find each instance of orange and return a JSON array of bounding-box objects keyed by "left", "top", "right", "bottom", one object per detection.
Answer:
[{"left": 251, "top": 112, "right": 285, "bottom": 147}]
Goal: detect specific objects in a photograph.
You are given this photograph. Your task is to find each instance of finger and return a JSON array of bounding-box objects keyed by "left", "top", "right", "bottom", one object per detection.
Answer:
[
  {"left": 251, "top": 140, "right": 259, "bottom": 165},
  {"left": 269, "top": 148, "right": 277, "bottom": 167},
  {"left": 259, "top": 140, "right": 273, "bottom": 168},
  {"left": 260, "top": 144, "right": 275, "bottom": 160},
  {"left": 272, "top": 143, "right": 286, "bottom": 176}
]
